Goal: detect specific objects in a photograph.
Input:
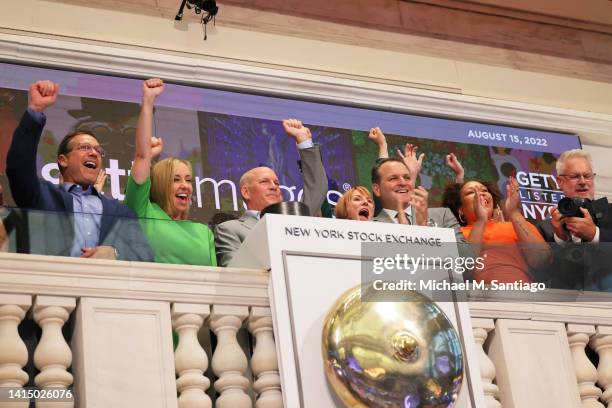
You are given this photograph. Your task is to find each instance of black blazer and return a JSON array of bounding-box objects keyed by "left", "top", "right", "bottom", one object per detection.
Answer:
[
  {"left": 6, "top": 110, "right": 153, "bottom": 261},
  {"left": 536, "top": 202, "right": 612, "bottom": 291}
]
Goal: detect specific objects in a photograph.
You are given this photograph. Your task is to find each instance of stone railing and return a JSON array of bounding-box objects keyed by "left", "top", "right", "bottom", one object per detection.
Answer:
[
  {"left": 2, "top": 252, "right": 612, "bottom": 408},
  {"left": 0, "top": 252, "right": 281, "bottom": 408},
  {"left": 470, "top": 299, "right": 612, "bottom": 408}
]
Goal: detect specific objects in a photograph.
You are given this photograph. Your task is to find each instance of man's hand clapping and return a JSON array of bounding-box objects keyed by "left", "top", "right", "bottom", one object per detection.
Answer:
[{"left": 411, "top": 186, "right": 429, "bottom": 226}]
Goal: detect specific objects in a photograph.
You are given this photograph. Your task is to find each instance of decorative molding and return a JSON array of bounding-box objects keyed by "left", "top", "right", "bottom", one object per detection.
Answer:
[
  {"left": 1, "top": 32, "right": 612, "bottom": 146},
  {"left": 469, "top": 301, "right": 534, "bottom": 320},
  {"left": 469, "top": 300, "right": 612, "bottom": 326},
  {"left": 0, "top": 253, "right": 269, "bottom": 307}
]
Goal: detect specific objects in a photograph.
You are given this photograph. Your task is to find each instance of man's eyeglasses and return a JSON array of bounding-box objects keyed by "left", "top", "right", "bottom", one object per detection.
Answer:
[
  {"left": 558, "top": 173, "right": 596, "bottom": 181},
  {"left": 71, "top": 143, "right": 106, "bottom": 157}
]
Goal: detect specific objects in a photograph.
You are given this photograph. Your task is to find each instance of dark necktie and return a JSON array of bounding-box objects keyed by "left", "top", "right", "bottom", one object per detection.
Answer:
[{"left": 396, "top": 212, "right": 411, "bottom": 225}]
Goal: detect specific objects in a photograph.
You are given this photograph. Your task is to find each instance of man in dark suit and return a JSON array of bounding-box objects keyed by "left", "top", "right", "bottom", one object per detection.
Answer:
[
  {"left": 214, "top": 119, "right": 327, "bottom": 266},
  {"left": 537, "top": 149, "right": 612, "bottom": 290},
  {"left": 6, "top": 80, "right": 153, "bottom": 261}
]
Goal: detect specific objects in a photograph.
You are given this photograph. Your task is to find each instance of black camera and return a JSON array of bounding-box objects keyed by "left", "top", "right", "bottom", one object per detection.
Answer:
[
  {"left": 175, "top": 0, "right": 218, "bottom": 20},
  {"left": 557, "top": 197, "right": 593, "bottom": 218},
  {"left": 187, "top": 0, "right": 218, "bottom": 15}
]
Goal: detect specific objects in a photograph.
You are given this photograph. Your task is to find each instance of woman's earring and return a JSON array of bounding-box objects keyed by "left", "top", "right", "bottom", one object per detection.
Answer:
[{"left": 458, "top": 211, "right": 466, "bottom": 224}]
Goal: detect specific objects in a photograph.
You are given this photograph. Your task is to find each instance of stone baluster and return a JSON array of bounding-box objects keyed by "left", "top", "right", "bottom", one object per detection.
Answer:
[
  {"left": 172, "top": 303, "right": 212, "bottom": 408},
  {"left": 32, "top": 296, "right": 75, "bottom": 408},
  {"left": 590, "top": 326, "right": 612, "bottom": 408},
  {"left": 567, "top": 324, "right": 603, "bottom": 408},
  {"left": 210, "top": 305, "right": 251, "bottom": 408},
  {"left": 248, "top": 307, "right": 282, "bottom": 408},
  {"left": 471, "top": 318, "right": 501, "bottom": 408},
  {"left": 0, "top": 294, "right": 32, "bottom": 408}
]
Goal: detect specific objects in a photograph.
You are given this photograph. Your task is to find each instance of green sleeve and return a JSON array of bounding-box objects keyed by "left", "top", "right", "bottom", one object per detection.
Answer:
[
  {"left": 208, "top": 228, "right": 218, "bottom": 267},
  {"left": 124, "top": 176, "right": 152, "bottom": 218}
]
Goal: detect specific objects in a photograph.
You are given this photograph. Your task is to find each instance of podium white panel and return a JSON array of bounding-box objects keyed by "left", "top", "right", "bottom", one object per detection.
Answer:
[
  {"left": 231, "top": 214, "right": 485, "bottom": 407},
  {"left": 488, "top": 319, "right": 581, "bottom": 408},
  {"left": 72, "top": 297, "right": 177, "bottom": 408}
]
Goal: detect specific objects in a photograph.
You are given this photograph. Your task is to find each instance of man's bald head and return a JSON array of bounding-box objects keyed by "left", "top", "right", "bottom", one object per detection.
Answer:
[{"left": 240, "top": 166, "right": 283, "bottom": 211}]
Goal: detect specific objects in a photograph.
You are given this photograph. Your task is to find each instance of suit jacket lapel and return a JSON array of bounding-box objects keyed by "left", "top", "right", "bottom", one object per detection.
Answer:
[
  {"left": 373, "top": 210, "right": 394, "bottom": 223},
  {"left": 59, "top": 187, "right": 74, "bottom": 212},
  {"left": 99, "top": 198, "right": 112, "bottom": 242}
]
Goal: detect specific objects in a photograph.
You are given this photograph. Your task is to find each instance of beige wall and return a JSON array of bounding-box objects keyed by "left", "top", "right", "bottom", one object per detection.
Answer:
[
  {"left": 1, "top": 0, "right": 611, "bottom": 115},
  {"left": 1, "top": 0, "right": 611, "bottom": 194}
]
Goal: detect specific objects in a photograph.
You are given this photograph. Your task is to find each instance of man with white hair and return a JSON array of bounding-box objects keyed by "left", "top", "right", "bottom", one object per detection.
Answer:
[
  {"left": 214, "top": 119, "right": 328, "bottom": 266},
  {"left": 537, "top": 149, "right": 612, "bottom": 290},
  {"left": 538, "top": 149, "right": 611, "bottom": 244}
]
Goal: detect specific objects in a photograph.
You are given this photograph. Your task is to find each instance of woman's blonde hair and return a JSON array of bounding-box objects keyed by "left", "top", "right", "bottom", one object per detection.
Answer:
[
  {"left": 150, "top": 157, "right": 193, "bottom": 220},
  {"left": 335, "top": 186, "right": 372, "bottom": 219}
]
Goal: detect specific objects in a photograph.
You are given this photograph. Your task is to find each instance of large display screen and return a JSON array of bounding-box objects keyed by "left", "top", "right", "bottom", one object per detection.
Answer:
[{"left": 0, "top": 62, "right": 581, "bottom": 223}]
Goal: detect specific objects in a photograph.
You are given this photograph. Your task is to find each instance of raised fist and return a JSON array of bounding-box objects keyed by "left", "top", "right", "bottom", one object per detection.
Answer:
[
  {"left": 282, "top": 118, "right": 312, "bottom": 144},
  {"left": 368, "top": 127, "right": 386, "bottom": 146},
  {"left": 28, "top": 80, "right": 59, "bottom": 113},
  {"left": 151, "top": 136, "right": 164, "bottom": 159},
  {"left": 142, "top": 78, "right": 164, "bottom": 100}
]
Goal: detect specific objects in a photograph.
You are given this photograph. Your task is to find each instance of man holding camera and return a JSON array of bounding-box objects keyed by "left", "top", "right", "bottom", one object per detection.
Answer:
[
  {"left": 539, "top": 149, "right": 611, "bottom": 243},
  {"left": 538, "top": 149, "right": 612, "bottom": 290}
]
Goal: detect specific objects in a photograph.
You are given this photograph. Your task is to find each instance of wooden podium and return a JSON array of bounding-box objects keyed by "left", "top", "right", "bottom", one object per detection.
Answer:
[{"left": 230, "top": 214, "right": 486, "bottom": 407}]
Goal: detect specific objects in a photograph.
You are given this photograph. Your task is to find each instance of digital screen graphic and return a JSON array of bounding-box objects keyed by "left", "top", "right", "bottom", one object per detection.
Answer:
[{"left": 0, "top": 62, "right": 581, "bottom": 222}]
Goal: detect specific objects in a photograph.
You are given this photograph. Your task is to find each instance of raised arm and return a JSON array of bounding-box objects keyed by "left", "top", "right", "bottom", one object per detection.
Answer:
[
  {"left": 368, "top": 127, "right": 388, "bottom": 159},
  {"left": 505, "top": 177, "right": 550, "bottom": 269},
  {"left": 132, "top": 78, "right": 164, "bottom": 184},
  {"left": 282, "top": 119, "right": 328, "bottom": 216},
  {"left": 446, "top": 153, "right": 465, "bottom": 184},
  {"left": 6, "top": 81, "right": 59, "bottom": 208},
  {"left": 465, "top": 190, "right": 489, "bottom": 255},
  {"left": 398, "top": 143, "right": 424, "bottom": 181}
]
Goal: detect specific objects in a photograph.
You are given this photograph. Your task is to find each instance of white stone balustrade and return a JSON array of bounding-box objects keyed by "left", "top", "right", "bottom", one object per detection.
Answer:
[
  {"left": 210, "top": 305, "right": 251, "bottom": 408},
  {"left": 0, "top": 294, "right": 31, "bottom": 408},
  {"left": 471, "top": 318, "right": 501, "bottom": 408},
  {"left": 567, "top": 324, "right": 604, "bottom": 408},
  {"left": 172, "top": 303, "right": 212, "bottom": 408},
  {"left": 591, "top": 326, "right": 612, "bottom": 408},
  {"left": 0, "top": 253, "right": 270, "bottom": 408},
  {"left": 32, "top": 295, "right": 75, "bottom": 408},
  {"left": 6, "top": 252, "right": 612, "bottom": 408},
  {"left": 248, "top": 307, "right": 282, "bottom": 408}
]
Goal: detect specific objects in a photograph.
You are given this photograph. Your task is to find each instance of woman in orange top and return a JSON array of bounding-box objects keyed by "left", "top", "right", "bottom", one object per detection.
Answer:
[{"left": 442, "top": 177, "right": 549, "bottom": 284}]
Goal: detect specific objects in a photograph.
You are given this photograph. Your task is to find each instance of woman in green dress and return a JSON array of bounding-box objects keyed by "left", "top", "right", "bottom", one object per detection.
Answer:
[{"left": 124, "top": 78, "right": 216, "bottom": 266}]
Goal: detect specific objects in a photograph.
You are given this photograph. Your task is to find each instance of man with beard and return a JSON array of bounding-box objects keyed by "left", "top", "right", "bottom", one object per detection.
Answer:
[
  {"left": 537, "top": 149, "right": 612, "bottom": 290},
  {"left": 6, "top": 80, "right": 152, "bottom": 261},
  {"left": 214, "top": 119, "right": 327, "bottom": 266}
]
